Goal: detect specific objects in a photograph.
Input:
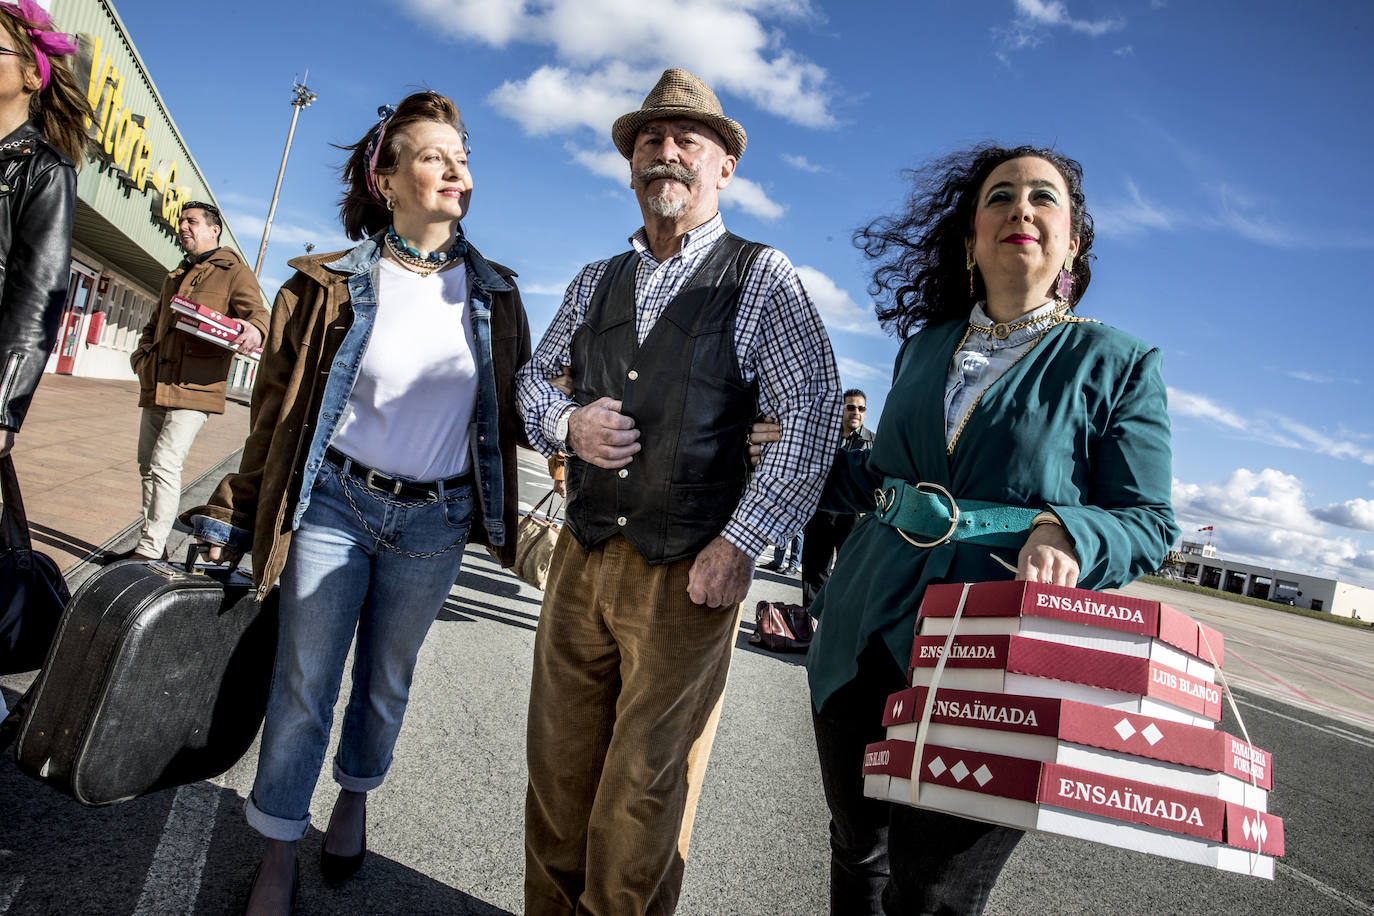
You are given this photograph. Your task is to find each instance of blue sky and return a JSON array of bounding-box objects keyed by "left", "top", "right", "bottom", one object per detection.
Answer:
[{"left": 102, "top": 0, "right": 1373, "bottom": 585}]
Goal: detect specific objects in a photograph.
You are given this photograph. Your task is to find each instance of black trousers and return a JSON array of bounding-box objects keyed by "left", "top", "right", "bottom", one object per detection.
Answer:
[
  {"left": 801, "top": 511, "right": 858, "bottom": 606},
  {"left": 811, "top": 639, "right": 1024, "bottom": 915}
]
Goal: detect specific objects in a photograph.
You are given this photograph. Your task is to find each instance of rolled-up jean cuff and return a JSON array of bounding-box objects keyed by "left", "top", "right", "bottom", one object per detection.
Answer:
[
  {"left": 244, "top": 793, "right": 311, "bottom": 842},
  {"left": 334, "top": 759, "right": 386, "bottom": 793}
]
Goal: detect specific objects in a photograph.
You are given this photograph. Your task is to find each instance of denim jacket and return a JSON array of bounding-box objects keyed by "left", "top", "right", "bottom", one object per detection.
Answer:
[{"left": 186, "top": 232, "right": 530, "bottom": 595}]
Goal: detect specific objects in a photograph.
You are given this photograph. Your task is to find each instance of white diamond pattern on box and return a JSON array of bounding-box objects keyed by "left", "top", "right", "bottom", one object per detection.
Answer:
[
  {"left": 1141, "top": 723, "right": 1164, "bottom": 745},
  {"left": 928, "top": 756, "right": 947, "bottom": 778},
  {"left": 1242, "top": 815, "right": 1269, "bottom": 844},
  {"left": 973, "top": 764, "right": 993, "bottom": 787},
  {"left": 1114, "top": 718, "right": 1136, "bottom": 740},
  {"left": 951, "top": 760, "right": 970, "bottom": 782},
  {"left": 893, "top": 700, "right": 904, "bottom": 719}
]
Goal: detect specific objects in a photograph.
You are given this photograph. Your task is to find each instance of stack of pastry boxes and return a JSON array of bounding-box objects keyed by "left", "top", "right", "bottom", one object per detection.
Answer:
[
  {"left": 170, "top": 296, "right": 262, "bottom": 360},
  {"left": 861, "top": 581, "right": 1283, "bottom": 877}
]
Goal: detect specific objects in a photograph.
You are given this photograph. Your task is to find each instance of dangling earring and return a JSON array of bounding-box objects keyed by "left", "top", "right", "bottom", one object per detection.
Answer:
[
  {"left": 966, "top": 249, "right": 977, "bottom": 299},
  {"left": 386, "top": 197, "right": 395, "bottom": 212},
  {"left": 1056, "top": 254, "right": 1074, "bottom": 301}
]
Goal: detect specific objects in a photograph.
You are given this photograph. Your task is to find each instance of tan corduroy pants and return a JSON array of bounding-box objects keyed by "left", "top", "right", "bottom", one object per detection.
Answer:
[{"left": 524, "top": 531, "right": 742, "bottom": 916}]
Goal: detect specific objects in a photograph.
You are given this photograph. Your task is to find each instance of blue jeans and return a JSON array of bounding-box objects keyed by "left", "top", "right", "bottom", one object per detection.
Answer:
[
  {"left": 812, "top": 639, "right": 1023, "bottom": 915},
  {"left": 245, "top": 459, "right": 473, "bottom": 841}
]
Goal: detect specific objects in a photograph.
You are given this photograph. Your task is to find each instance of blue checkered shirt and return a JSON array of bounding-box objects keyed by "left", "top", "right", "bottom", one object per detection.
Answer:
[{"left": 515, "top": 213, "right": 841, "bottom": 558}]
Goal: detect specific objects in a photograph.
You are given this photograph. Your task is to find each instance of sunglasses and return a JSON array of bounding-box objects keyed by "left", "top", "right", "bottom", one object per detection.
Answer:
[{"left": 845, "top": 404, "right": 866, "bottom": 412}]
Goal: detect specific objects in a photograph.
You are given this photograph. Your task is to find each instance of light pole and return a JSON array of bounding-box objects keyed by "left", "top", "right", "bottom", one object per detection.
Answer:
[{"left": 254, "top": 78, "right": 317, "bottom": 275}]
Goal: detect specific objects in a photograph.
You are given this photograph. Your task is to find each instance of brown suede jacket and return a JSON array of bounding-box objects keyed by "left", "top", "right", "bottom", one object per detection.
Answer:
[
  {"left": 132, "top": 247, "right": 270, "bottom": 414},
  {"left": 182, "top": 242, "right": 531, "bottom": 592}
]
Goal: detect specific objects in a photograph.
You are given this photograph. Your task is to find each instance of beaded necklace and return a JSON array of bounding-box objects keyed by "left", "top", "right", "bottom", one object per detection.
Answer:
[{"left": 383, "top": 226, "right": 467, "bottom": 277}]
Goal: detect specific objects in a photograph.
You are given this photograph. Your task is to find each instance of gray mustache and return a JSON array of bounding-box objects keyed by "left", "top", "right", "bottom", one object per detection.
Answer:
[{"left": 632, "top": 163, "right": 698, "bottom": 187}]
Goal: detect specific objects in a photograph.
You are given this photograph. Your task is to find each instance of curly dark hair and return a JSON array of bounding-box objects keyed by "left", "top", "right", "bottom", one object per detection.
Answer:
[
  {"left": 854, "top": 144, "right": 1095, "bottom": 338},
  {"left": 338, "top": 91, "right": 467, "bottom": 241}
]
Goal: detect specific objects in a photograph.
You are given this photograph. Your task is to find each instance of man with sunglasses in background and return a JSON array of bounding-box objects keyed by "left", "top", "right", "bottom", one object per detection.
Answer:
[
  {"left": 800, "top": 389, "right": 874, "bottom": 606},
  {"left": 111, "top": 201, "right": 267, "bottom": 562}
]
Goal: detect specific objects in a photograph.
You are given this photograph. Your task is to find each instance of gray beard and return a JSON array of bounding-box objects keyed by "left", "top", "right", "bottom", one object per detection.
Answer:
[{"left": 644, "top": 193, "right": 689, "bottom": 219}]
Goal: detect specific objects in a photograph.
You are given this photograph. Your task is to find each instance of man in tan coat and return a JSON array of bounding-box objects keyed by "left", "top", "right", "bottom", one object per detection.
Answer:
[{"left": 118, "top": 201, "right": 268, "bottom": 561}]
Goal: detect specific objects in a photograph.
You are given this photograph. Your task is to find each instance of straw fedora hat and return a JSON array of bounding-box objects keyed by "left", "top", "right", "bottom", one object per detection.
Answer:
[{"left": 612, "top": 68, "right": 747, "bottom": 160}]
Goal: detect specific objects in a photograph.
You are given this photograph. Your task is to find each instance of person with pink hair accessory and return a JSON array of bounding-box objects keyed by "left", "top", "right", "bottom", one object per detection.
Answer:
[{"left": 0, "top": 0, "right": 90, "bottom": 458}]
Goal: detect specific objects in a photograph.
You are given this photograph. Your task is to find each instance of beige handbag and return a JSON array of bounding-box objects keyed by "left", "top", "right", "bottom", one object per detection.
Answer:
[{"left": 514, "top": 489, "right": 562, "bottom": 590}]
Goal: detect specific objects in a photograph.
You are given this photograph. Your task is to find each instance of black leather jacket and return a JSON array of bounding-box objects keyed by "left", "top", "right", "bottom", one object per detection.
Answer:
[{"left": 0, "top": 122, "right": 77, "bottom": 432}]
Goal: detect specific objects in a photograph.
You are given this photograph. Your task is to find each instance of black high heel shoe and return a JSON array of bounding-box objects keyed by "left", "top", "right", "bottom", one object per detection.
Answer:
[
  {"left": 243, "top": 859, "right": 298, "bottom": 915},
  {"left": 320, "top": 800, "right": 367, "bottom": 887}
]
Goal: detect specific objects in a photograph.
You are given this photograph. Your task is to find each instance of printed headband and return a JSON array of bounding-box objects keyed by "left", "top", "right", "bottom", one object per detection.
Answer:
[
  {"left": 363, "top": 104, "right": 396, "bottom": 204},
  {"left": 0, "top": 0, "right": 78, "bottom": 90}
]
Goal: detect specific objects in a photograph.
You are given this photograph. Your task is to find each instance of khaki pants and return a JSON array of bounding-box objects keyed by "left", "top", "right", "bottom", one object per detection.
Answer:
[
  {"left": 135, "top": 406, "right": 208, "bottom": 557},
  {"left": 525, "top": 532, "right": 742, "bottom": 916}
]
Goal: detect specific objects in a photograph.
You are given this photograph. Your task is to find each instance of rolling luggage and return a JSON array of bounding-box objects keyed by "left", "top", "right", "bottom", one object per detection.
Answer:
[{"left": 14, "top": 547, "right": 278, "bottom": 806}]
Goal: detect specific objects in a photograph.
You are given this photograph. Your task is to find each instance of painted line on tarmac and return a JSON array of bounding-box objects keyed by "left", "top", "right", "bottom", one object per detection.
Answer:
[
  {"left": 1227, "top": 633, "right": 1374, "bottom": 704},
  {"left": 1276, "top": 861, "right": 1374, "bottom": 914},
  {"left": 1224, "top": 647, "right": 1317, "bottom": 701},
  {"left": 1235, "top": 697, "right": 1374, "bottom": 748},
  {"left": 131, "top": 782, "right": 221, "bottom": 916},
  {"left": 0, "top": 877, "right": 22, "bottom": 914}
]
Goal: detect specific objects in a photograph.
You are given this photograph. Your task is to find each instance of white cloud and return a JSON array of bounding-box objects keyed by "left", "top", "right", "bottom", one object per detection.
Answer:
[
  {"left": 1001, "top": 0, "right": 1125, "bottom": 49},
  {"left": 1167, "top": 386, "right": 1374, "bottom": 466},
  {"left": 519, "top": 282, "right": 570, "bottom": 297},
  {"left": 721, "top": 177, "right": 784, "bottom": 221},
  {"left": 1166, "top": 387, "right": 1248, "bottom": 431},
  {"left": 570, "top": 146, "right": 630, "bottom": 183},
  {"left": 781, "top": 153, "right": 823, "bottom": 173},
  {"left": 1094, "top": 179, "right": 1177, "bottom": 239},
  {"left": 794, "top": 266, "right": 881, "bottom": 336},
  {"left": 222, "top": 210, "right": 348, "bottom": 255},
  {"left": 1287, "top": 370, "right": 1336, "bottom": 384},
  {"left": 1313, "top": 498, "right": 1374, "bottom": 533},
  {"left": 1013, "top": 0, "right": 1126, "bottom": 36},
  {"left": 835, "top": 356, "right": 883, "bottom": 382},
  {"left": 413, "top": 0, "right": 834, "bottom": 131},
  {"left": 490, "top": 64, "right": 649, "bottom": 137},
  {"left": 1113, "top": 45, "right": 1134, "bottom": 56},
  {"left": 1172, "top": 470, "right": 1374, "bottom": 584}
]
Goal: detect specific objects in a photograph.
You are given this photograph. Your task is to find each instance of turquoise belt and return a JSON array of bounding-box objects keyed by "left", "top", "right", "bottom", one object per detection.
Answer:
[{"left": 872, "top": 477, "right": 1039, "bottom": 549}]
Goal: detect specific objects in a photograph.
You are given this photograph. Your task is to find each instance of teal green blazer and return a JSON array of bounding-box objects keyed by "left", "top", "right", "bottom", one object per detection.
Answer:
[{"left": 807, "top": 317, "right": 1180, "bottom": 711}]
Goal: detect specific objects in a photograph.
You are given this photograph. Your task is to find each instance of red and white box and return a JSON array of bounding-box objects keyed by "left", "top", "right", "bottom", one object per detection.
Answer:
[
  {"left": 174, "top": 317, "right": 262, "bottom": 359},
  {"left": 910, "top": 634, "right": 1223, "bottom": 726},
  {"left": 881, "top": 687, "right": 1269, "bottom": 807},
  {"left": 863, "top": 738, "right": 1281, "bottom": 878},
  {"left": 170, "top": 295, "right": 243, "bottom": 333},
  {"left": 918, "top": 581, "right": 1224, "bottom": 679}
]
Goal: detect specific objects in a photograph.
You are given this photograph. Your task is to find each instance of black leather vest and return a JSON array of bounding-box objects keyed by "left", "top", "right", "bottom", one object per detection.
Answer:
[{"left": 566, "top": 232, "right": 765, "bottom": 564}]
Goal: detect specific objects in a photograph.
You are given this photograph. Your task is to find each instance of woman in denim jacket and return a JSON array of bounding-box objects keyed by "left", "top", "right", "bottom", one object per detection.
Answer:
[{"left": 188, "top": 91, "right": 531, "bottom": 915}]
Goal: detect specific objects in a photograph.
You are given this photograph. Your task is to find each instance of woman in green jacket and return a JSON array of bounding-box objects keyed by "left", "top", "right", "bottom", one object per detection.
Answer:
[{"left": 807, "top": 145, "right": 1180, "bottom": 914}]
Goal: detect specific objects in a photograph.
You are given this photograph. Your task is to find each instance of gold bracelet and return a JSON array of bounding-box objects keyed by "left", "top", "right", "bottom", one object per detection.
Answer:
[{"left": 1030, "top": 511, "right": 1062, "bottom": 530}]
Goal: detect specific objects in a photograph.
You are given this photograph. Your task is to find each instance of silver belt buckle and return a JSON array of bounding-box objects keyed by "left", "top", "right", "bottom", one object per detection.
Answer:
[
  {"left": 895, "top": 481, "right": 960, "bottom": 549},
  {"left": 364, "top": 468, "right": 403, "bottom": 496}
]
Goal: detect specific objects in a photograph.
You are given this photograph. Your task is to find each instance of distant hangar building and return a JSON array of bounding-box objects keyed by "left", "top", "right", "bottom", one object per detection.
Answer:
[{"left": 1164, "top": 540, "right": 1374, "bottom": 623}]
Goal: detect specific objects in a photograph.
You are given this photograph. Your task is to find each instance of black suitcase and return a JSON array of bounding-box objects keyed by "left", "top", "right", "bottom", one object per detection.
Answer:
[{"left": 13, "top": 548, "right": 279, "bottom": 806}]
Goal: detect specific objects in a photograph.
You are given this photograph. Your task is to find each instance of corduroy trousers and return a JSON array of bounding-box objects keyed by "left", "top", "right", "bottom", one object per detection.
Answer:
[{"left": 524, "top": 531, "right": 742, "bottom": 916}]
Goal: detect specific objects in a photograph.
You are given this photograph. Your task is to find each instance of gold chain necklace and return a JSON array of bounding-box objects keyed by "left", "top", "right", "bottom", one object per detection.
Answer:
[
  {"left": 944, "top": 306, "right": 1097, "bottom": 455},
  {"left": 968, "top": 301, "right": 1068, "bottom": 340}
]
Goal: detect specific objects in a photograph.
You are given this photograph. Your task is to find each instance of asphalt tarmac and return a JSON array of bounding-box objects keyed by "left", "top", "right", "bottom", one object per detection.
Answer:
[{"left": 2, "top": 449, "right": 1370, "bottom": 914}]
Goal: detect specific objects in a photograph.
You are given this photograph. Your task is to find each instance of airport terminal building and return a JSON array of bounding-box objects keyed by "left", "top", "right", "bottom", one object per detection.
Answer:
[
  {"left": 1165, "top": 540, "right": 1374, "bottom": 622},
  {"left": 41, "top": 0, "right": 264, "bottom": 391}
]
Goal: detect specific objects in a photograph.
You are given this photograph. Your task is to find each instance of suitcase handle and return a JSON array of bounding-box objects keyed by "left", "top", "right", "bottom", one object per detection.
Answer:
[{"left": 182, "top": 542, "right": 213, "bottom": 572}]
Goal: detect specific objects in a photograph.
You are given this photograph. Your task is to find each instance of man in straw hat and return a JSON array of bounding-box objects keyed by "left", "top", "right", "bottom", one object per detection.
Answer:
[{"left": 516, "top": 68, "right": 839, "bottom": 913}]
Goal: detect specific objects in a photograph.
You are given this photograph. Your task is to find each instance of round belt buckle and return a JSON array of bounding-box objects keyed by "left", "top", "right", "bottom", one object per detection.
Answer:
[{"left": 898, "top": 481, "right": 960, "bottom": 549}]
